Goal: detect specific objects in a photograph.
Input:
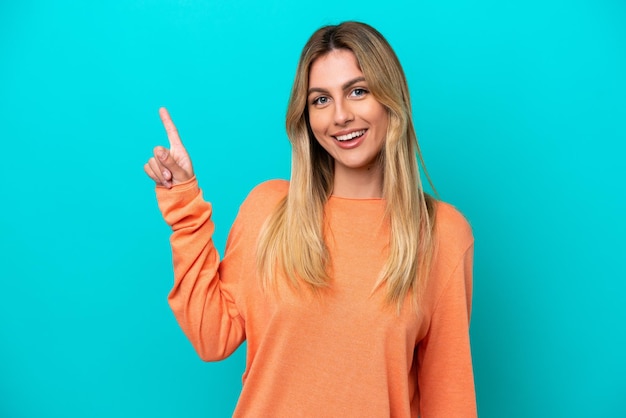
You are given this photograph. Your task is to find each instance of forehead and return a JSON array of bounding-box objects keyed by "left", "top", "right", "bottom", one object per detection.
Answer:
[{"left": 308, "top": 49, "right": 364, "bottom": 88}]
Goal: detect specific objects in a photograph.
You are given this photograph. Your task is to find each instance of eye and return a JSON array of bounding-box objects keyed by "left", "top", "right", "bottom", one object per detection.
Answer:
[
  {"left": 311, "top": 96, "right": 330, "bottom": 106},
  {"left": 350, "top": 88, "right": 369, "bottom": 98}
]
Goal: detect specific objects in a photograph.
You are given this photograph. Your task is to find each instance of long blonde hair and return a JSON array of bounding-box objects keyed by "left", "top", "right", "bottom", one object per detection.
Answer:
[{"left": 256, "top": 21, "right": 436, "bottom": 309}]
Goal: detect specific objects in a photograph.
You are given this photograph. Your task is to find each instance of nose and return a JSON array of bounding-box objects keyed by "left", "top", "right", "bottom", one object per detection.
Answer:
[{"left": 333, "top": 98, "right": 354, "bottom": 126}]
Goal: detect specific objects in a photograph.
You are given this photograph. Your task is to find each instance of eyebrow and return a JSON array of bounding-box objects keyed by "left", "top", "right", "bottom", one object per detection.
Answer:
[{"left": 307, "top": 76, "right": 367, "bottom": 96}]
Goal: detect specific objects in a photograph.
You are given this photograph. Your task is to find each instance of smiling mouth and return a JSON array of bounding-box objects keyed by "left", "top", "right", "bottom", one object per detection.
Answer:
[{"left": 334, "top": 129, "right": 366, "bottom": 142}]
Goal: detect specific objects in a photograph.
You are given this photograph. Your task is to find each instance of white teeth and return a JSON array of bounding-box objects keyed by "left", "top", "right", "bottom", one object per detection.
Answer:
[{"left": 335, "top": 130, "right": 366, "bottom": 141}]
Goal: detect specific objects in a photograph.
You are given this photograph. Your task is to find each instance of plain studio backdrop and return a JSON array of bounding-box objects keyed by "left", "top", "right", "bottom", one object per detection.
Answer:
[{"left": 1, "top": 0, "right": 624, "bottom": 416}]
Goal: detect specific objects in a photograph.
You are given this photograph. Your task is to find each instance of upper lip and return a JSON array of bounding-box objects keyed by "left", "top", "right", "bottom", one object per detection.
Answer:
[{"left": 331, "top": 128, "right": 367, "bottom": 137}]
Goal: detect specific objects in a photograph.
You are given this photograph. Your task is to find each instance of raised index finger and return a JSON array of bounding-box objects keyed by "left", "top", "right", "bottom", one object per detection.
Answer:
[{"left": 159, "top": 107, "right": 184, "bottom": 149}]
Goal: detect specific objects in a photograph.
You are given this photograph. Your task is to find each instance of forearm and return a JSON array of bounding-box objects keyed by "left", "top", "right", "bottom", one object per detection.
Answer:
[{"left": 157, "top": 177, "right": 244, "bottom": 361}]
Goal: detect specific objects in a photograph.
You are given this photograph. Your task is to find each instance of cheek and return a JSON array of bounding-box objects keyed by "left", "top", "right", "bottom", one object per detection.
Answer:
[
  {"left": 369, "top": 108, "right": 389, "bottom": 142},
  {"left": 361, "top": 99, "right": 389, "bottom": 130},
  {"left": 308, "top": 111, "right": 327, "bottom": 138},
  {"left": 375, "top": 105, "right": 389, "bottom": 128}
]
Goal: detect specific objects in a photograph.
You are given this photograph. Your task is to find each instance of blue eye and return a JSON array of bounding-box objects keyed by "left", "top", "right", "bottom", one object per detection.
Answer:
[
  {"left": 312, "top": 96, "right": 329, "bottom": 105},
  {"left": 351, "top": 88, "right": 368, "bottom": 97}
]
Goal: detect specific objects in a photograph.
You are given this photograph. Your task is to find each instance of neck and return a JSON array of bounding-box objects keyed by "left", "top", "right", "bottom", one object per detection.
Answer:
[{"left": 331, "top": 162, "right": 383, "bottom": 199}]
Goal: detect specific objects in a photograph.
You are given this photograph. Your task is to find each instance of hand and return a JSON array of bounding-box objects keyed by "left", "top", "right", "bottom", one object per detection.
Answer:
[{"left": 144, "top": 107, "right": 194, "bottom": 188}]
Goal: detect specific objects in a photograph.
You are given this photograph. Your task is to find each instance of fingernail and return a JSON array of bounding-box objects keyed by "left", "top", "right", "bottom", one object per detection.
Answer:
[{"left": 158, "top": 149, "right": 167, "bottom": 161}]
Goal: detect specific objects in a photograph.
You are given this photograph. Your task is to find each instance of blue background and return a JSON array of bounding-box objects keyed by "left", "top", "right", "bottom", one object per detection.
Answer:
[{"left": 1, "top": 0, "right": 624, "bottom": 416}]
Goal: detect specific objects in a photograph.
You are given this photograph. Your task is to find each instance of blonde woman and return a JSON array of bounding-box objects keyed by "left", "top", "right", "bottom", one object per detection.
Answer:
[{"left": 145, "top": 21, "right": 477, "bottom": 417}]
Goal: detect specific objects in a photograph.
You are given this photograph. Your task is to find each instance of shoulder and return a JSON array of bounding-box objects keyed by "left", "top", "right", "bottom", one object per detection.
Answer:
[
  {"left": 247, "top": 179, "right": 289, "bottom": 198},
  {"left": 433, "top": 200, "right": 474, "bottom": 257},
  {"left": 424, "top": 200, "right": 474, "bottom": 311},
  {"left": 242, "top": 179, "right": 289, "bottom": 207},
  {"left": 236, "top": 179, "right": 289, "bottom": 223}
]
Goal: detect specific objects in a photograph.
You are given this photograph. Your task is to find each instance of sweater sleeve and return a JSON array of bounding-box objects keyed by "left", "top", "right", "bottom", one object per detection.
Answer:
[
  {"left": 156, "top": 177, "right": 245, "bottom": 361},
  {"left": 417, "top": 242, "right": 477, "bottom": 417}
]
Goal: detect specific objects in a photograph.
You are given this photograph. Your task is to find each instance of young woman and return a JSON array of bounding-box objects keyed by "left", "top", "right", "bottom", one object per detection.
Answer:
[{"left": 145, "top": 21, "right": 477, "bottom": 417}]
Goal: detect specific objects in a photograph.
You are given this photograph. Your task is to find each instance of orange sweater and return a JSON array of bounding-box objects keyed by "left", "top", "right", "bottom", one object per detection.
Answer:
[{"left": 156, "top": 178, "right": 477, "bottom": 417}]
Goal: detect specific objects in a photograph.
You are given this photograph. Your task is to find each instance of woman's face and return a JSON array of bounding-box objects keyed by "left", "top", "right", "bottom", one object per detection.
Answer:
[{"left": 307, "top": 49, "right": 388, "bottom": 180}]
